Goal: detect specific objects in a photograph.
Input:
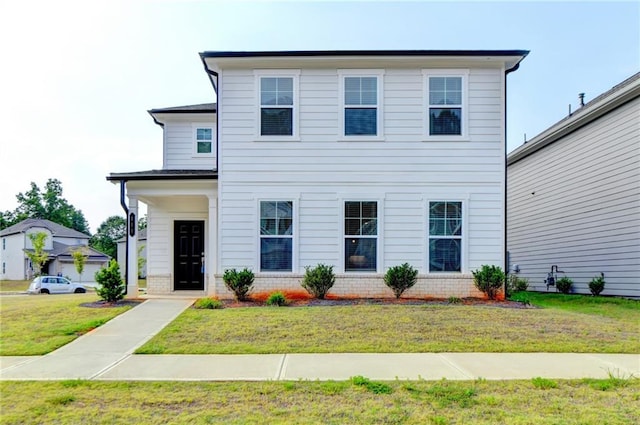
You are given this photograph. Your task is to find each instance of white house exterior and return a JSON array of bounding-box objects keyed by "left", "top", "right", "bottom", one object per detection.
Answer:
[
  {"left": 0, "top": 218, "right": 110, "bottom": 283},
  {"left": 109, "top": 50, "right": 528, "bottom": 299},
  {"left": 507, "top": 72, "right": 640, "bottom": 297},
  {"left": 117, "top": 228, "right": 147, "bottom": 279}
]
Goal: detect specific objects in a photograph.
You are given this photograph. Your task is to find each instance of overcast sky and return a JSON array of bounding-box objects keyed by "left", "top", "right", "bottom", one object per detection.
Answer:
[{"left": 0, "top": 0, "right": 638, "bottom": 233}]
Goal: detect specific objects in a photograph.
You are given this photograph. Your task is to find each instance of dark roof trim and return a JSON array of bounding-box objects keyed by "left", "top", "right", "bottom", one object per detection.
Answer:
[
  {"left": 201, "top": 49, "right": 530, "bottom": 58},
  {"left": 508, "top": 72, "right": 640, "bottom": 165},
  {"left": 148, "top": 103, "right": 217, "bottom": 114},
  {"left": 107, "top": 170, "right": 218, "bottom": 182}
]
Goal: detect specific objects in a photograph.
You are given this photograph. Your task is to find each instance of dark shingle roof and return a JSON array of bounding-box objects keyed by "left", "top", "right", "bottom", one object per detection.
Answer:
[
  {"left": 0, "top": 218, "right": 90, "bottom": 238},
  {"left": 107, "top": 169, "right": 217, "bottom": 182},
  {"left": 148, "top": 103, "right": 217, "bottom": 114}
]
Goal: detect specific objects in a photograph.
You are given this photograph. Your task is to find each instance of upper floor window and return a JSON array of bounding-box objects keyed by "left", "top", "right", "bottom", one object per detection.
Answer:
[
  {"left": 344, "top": 201, "right": 378, "bottom": 272},
  {"left": 339, "top": 70, "right": 384, "bottom": 139},
  {"left": 424, "top": 70, "right": 468, "bottom": 139},
  {"left": 428, "top": 201, "right": 462, "bottom": 272},
  {"left": 260, "top": 201, "right": 293, "bottom": 272},
  {"left": 259, "top": 74, "right": 299, "bottom": 137},
  {"left": 194, "top": 126, "right": 214, "bottom": 155}
]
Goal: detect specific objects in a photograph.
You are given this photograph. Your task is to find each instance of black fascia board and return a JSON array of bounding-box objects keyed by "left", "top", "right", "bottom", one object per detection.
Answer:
[
  {"left": 200, "top": 49, "right": 530, "bottom": 59},
  {"left": 106, "top": 173, "right": 218, "bottom": 182}
]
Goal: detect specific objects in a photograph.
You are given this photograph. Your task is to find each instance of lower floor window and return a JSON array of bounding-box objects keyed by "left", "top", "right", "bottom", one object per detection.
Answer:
[
  {"left": 344, "top": 201, "right": 378, "bottom": 272},
  {"left": 429, "top": 201, "right": 462, "bottom": 272},
  {"left": 260, "top": 201, "right": 293, "bottom": 271}
]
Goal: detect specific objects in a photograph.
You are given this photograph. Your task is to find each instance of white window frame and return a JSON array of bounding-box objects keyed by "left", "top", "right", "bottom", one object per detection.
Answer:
[
  {"left": 341, "top": 199, "right": 383, "bottom": 273},
  {"left": 338, "top": 69, "right": 385, "bottom": 141},
  {"left": 192, "top": 124, "right": 215, "bottom": 157},
  {"left": 257, "top": 199, "right": 298, "bottom": 273},
  {"left": 422, "top": 69, "right": 469, "bottom": 141},
  {"left": 255, "top": 70, "right": 301, "bottom": 141},
  {"left": 426, "top": 199, "right": 467, "bottom": 273}
]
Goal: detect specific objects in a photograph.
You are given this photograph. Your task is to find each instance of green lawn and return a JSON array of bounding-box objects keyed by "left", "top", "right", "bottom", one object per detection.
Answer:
[
  {"left": 1, "top": 377, "right": 638, "bottom": 424},
  {"left": 137, "top": 294, "right": 640, "bottom": 354},
  {"left": 0, "top": 280, "right": 30, "bottom": 292},
  {"left": 0, "top": 294, "right": 135, "bottom": 355}
]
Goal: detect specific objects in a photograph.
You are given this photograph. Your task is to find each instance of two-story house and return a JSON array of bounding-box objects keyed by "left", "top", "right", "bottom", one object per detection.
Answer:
[{"left": 108, "top": 50, "right": 528, "bottom": 298}]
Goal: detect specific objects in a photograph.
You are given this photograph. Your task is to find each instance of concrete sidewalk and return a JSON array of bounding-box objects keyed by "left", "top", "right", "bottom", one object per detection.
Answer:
[{"left": 1, "top": 299, "right": 639, "bottom": 381}]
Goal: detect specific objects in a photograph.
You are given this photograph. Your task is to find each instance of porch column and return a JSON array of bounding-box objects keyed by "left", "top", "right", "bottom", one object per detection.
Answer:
[
  {"left": 207, "top": 195, "right": 218, "bottom": 296},
  {"left": 126, "top": 196, "right": 139, "bottom": 298}
]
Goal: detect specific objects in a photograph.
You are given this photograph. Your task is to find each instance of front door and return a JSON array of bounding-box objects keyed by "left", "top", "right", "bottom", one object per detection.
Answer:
[{"left": 174, "top": 220, "right": 205, "bottom": 290}]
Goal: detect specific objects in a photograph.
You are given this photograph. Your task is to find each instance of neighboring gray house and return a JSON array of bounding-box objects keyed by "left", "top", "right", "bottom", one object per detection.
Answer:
[
  {"left": 507, "top": 72, "right": 640, "bottom": 297},
  {"left": 109, "top": 49, "right": 529, "bottom": 298},
  {"left": 0, "top": 218, "right": 110, "bottom": 283}
]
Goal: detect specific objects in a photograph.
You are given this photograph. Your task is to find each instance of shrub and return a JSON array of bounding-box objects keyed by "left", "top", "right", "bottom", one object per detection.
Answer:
[
  {"left": 506, "top": 274, "right": 529, "bottom": 294},
  {"left": 448, "top": 296, "right": 462, "bottom": 304},
  {"left": 384, "top": 263, "right": 419, "bottom": 299},
  {"left": 95, "top": 260, "right": 126, "bottom": 303},
  {"left": 222, "top": 268, "right": 255, "bottom": 301},
  {"left": 555, "top": 276, "right": 573, "bottom": 294},
  {"left": 301, "top": 264, "right": 335, "bottom": 299},
  {"left": 471, "top": 265, "right": 505, "bottom": 300},
  {"left": 194, "top": 297, "right": 223, "bottom": 309},
  {"left": 266, "top": 291, "right": 288, "bottom": 306},
  {"left": 589, "top": 275, "right": 606, "bottom": 296}
]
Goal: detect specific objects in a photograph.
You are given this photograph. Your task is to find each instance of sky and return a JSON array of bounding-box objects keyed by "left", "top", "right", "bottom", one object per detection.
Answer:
[{"left": 0, "top": 0, "right": 638, "bottom": 234}]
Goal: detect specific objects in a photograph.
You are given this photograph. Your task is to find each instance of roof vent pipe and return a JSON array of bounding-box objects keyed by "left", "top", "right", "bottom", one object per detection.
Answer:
[{"left": 579, "top": 92, "right": 585, "bottom": 107}]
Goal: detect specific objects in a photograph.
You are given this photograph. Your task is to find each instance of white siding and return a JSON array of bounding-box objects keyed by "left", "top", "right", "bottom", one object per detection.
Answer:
[
  {"left": 218, "top": 67, "right": 506, "bottom": 275},
  {"left": 0, "top": 234, "right": 27, "bottom": 280},
  {"left": 162, "top": 115, "right": 217, "bottom": 170},
  {"left": 508, "top": 97, "right": 640, "bottom": 297}
]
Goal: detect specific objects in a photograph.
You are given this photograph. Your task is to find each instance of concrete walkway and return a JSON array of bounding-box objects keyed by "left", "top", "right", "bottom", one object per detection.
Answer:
[{"left": 1, "top": 299, "right": 638, "bottom": 381}]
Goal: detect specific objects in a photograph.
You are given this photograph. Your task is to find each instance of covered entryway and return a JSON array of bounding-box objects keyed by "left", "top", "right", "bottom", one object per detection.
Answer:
[{"left": 174, "top": 220, "right": 205, "bottom": 290}]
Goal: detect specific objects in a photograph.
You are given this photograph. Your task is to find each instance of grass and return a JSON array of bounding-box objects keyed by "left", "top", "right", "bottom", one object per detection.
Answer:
[
  {"left": 1, "top": 377, "right": 638, "bottom": 424},
  {"left": 0, "top": 280, "right": 30, "bottom": 292},
  {"left": 0, "top": 294, "right": 135, "bottom": 355},
  {"left": 138, "top": 294, "right": 639, "bottom": 354}
]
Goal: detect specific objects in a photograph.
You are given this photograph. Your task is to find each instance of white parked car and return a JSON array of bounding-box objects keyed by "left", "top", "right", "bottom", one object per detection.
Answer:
[{"left": 27, "top": 276, "right": 87, "bottom": 294}]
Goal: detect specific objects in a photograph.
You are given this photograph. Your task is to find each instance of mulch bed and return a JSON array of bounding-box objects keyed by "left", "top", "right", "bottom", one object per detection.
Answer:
[
  {"left": 219, "top": 297, "right": 534, "bottom": 309},
  {"left": 80, "top": 299, "right": 146, "bottom": 308}
]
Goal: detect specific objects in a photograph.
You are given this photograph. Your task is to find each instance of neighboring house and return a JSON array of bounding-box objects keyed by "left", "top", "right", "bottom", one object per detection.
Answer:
[
  {"left": 507, "top": 72, "right": 640, "bottom": 297},
  {"left": 108, "top": 49, "right": 528, "bottom": 299},
  {"left": 117, "top": 228, "right": 147, "bottom": 279},
  {"left": 0, "top": 218, "right": 110, "bottom": 283}
]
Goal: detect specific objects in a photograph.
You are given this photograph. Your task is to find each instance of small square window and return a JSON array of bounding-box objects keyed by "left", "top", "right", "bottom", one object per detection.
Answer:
[{"left": 195, "top": 127, "right": 213, "bottom": 154}]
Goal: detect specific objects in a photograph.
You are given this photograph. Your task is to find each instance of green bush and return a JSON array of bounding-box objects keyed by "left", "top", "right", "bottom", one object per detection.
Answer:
[
  {"left": 555, "top": 276, "right": 573, "bottom": 294},
  {"left": 506, "top": 274, "right": 529, "bottom": 294},
  {"left": 301, "top": 264, "right": 335, "bottom": 299},
  {"left": 472, "top": 265, "right": 505, "bottom": 300},
  {"left": 589, "top": 275, "right": 606, "bottom": 296},
  {"left": 266, "top": 291, "right": 288, "bottom": 306},
  {"left": 350, "top": 375, "right": 393, "bottom": 394},
  {"left": 194, "top": 297, "right": 224, "bottom": 309},
  {"left": 222, "top": 268, "right": 255, "bottom": 301},
  {"left": 383, "top": 263, "right": 418, "bottom": 298},
  {"left": 531, "top": 377, "right": 558, "bottom": 390},
  {"left": 95, "top": 260, "right": 125, "bottom": 303}
]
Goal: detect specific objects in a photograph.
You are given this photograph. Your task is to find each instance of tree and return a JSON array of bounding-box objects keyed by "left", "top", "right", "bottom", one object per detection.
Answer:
[
  {"left": 25, "top": 232, "right": 50, "bottom": 277},
  {"left": 90, "top": 216, "right": 126, "bottom": 259},
  {"left": 0, "top": 179, "right": 90, "bottom": 234},
  {"left": 71, "top": 247, "right": 88, "bottom": 283},
  {"left": 95, "top": 260, "right": 125, "bottom": 303}
]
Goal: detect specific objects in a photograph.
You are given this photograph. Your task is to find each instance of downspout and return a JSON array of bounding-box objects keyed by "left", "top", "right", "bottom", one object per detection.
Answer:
[
  {"left": 200, "top": 54, "right": 219, "bottom": 171},
  {"left": 119, "top": 180, "right": 128, "bottom": 295},
  {"left": 504, "top": 61, "right": 521, "bottom": 295}
]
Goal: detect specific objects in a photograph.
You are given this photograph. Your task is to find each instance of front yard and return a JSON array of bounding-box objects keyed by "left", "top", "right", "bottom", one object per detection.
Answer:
[
  {"left": 0, "top": 294, "right": 135, "bottom": 355},
  {"left": 137, "top": 294, "right": 640, "bottom": 354}
]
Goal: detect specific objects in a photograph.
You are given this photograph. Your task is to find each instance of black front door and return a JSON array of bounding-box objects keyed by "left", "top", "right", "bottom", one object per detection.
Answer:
[{"left": 174, "top": 220, "right": 205, "bottom": 290}]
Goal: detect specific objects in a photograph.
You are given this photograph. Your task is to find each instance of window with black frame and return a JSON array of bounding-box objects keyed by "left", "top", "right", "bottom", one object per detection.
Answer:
[
  {"left": 429, "top": 201, "right": 462, "bottom": 272},
  {"left": 260, "top": 201, "right": 293, "bottom": 271},
  {"left": 344, "top": 201, "right": 377, "bottom": 272}
]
